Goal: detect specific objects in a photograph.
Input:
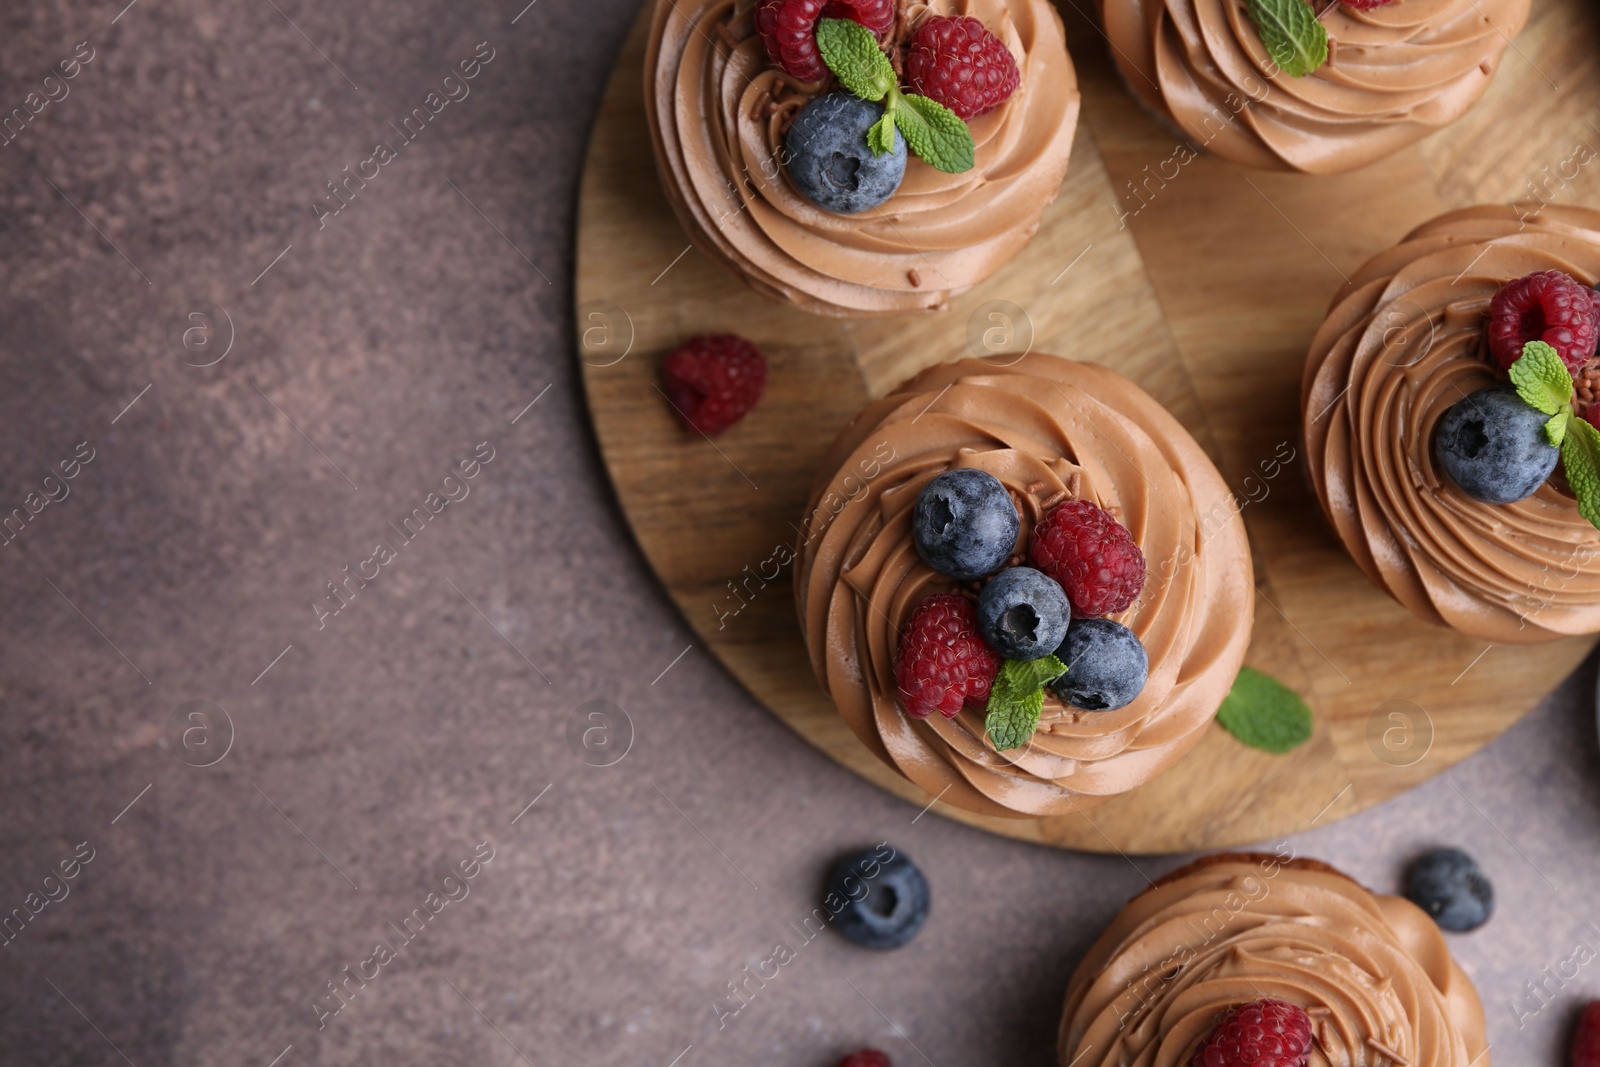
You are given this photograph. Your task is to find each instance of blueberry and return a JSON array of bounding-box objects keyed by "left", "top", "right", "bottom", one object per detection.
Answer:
[
  {"left": 912, "top": 469, "right": 1020, "bottom": 580},
  {"left": 1405, "top": 847, "right": 1494, "bottom": 932},
  {"left": 1047, "top": 618, "right": 1148, "bottom": 711},
  {"left": 1433, "top": 386, "right": 1559, "bottom": 505},
  {"left": 976, "top": 567, "right": 1071, "bottom": 661},
  {"left": 824, "top": 846, "right": 929, "bottom": 950},
  {"left": 784, "top": 93, "right": 906, "bottom": 214}
]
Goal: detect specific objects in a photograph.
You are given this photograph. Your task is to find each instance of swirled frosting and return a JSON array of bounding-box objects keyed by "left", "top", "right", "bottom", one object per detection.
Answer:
[
  {"left": 1059, "top": 853, "right": 1489, "bottom": 1067},
  {"left": 645, "top": 0, "right": 1079, "bottom": 317},
  {"left": 1303, "top": 204, "right": 1600, "bottom": 643},
  {"left": 794, "top": 355, "right": 1253, "bottom": 818},
  {"left": 1098, "top": 0, "right": 1530, "bottom": 173}
]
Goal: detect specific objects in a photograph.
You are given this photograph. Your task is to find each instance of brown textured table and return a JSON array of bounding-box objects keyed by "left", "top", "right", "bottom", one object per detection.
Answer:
[{"left": 1, "top": 2, "right": 1598, "bottom": 1065}]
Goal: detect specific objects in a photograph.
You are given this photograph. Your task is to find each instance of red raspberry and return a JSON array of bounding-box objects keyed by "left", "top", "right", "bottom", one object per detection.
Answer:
[
  {"left": 836, "top": 1051, "right": 891, "bottom": 1067},
  {"left": 1486, "top": 269, "right": 1600, "bottom": 373},
  {"left": 659, "top": 334, "right": 766, "bottom": 436},
  {"left": 1339, "top": 0, "right": 1396, "bottom": 8},
  {"left": 1191, "top": 1000, "right": 1314, "bottom": 1067},
  {"left": 895, "top": 594, "right": 1000, "bottom": 720},
  {"left": 1573, "top": 1000, "right": 1600, "bottom": 1067},
  {"left": 753, "top": 0, "right": 895, "bottom": 83},
  {"left": 903, "top": 16, "right": 1020, "bottom": 120},
  {"left": 1028, "top": 500, "right": 1146, "bottom": 618}
]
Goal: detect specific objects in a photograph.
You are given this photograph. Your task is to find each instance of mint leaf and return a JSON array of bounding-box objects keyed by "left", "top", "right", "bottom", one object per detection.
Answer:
[
  {"left": 985, "top": 689, "right": 1042, "bottom": 752},
  {"left": 984, "top": 654, "right": 1066, "bottom": 751},
  {"left": 815, "top": 17, "right": 894, "bottom": 101},
  {"left": 866, "top": 110, "right": 899, "bottom": 157},
  {"left": 1509, "top": 340, "right": 1573, "bottom": 416},
  {"left": 1244, "top": 0, "right": 1328, "bottom": 78},
  {"left": 1216, "top": 667, "right": 1313, "bottom": 753},
  {"left": 1546, "top": 409, "right": 1572, "bottom": 447},
  {"left": 894, "top": 92, "right": 976, "bottom": 174},
  {"left": 1560, "top": 415, "right": 1600, "bottom": 531}
]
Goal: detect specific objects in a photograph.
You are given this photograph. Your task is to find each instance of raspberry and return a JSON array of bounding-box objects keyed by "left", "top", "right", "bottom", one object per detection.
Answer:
[
  {"left": 836, "top": 1051, "right": 891, "bottom": 1067},
  {"left": 1339, "top": 0, "right": 1395, "bottom": 8},
  {"left": 1486, "top": 269, "right": 1600, "bottom": 374},
  {"left": 754, "top": 0, "right": 895, "bottom": 83},
  {"left": 1191, "top": 1000, "right": 1314, "bottom": 1067},
  {"left": 903, "top": 16, "right": 1021, "bottom": 120},
  {"left": 659, "top": 334, "right": 767, "bottom": 436},
  {"left": 895, "top": 594, "right": 1000, "bottom": 720},
  {"left": 1573, "top": 1001, "right": 1600, "bottom": 1067},
  {"left": 1028, "top": 500, "right": 1146, "bottom": 618}
]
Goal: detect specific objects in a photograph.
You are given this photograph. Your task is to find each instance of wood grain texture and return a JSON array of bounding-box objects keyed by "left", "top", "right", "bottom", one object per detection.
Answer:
[{"left": 575, "top": 0, "right": 1600, "bottom": 853}]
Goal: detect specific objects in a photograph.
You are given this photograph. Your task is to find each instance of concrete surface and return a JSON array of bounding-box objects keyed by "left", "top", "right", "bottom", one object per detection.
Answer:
[{"left": 1, "top": 1, "right": 1598, "bottom": 1065}]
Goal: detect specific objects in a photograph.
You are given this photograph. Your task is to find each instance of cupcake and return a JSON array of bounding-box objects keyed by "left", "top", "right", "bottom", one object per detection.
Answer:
[
  {"left": 1303, "top": 203, "right": 1600, "bottom": 643},
  {"left": 1059, "top": 852, "right": 1490, "bottom": 1066},
  {"left": 1098, "top": 0, "right": 1530, "bottom": 173},
  {"left": 644, "top": 0, "right": 1079, "bottom": 317},
  {"left": 793, "top": 355, "right": 1253, "bottom": 818}
]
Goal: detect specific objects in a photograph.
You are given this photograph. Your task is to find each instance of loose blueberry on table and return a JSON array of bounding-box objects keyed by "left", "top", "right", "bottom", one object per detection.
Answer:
[
  {"left": 1404, "top": 847, "right": 1494, "bottom": 932},
  {"left": 824, "top": 846, "right": 929, "bottom": 950}
]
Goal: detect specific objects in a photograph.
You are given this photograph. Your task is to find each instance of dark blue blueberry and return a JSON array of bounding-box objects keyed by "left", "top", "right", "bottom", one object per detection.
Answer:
[
  {"left": 824, "top": 846, "right": 929, "bottom": 950},
  {"left": 1405, "top": 847, "right": 1494, "bottom": 932},
  {"left": 1047, "top": 617, "right": 1148, "bottom": 711},
  {"left": 1433, "top": 386, "right": 1558, "bottom": 505},
  {"left": 911, "top": 469, "right": 1020, "bottom": 580},
  {"left": 784, "top": 93, "right": 906, "bottom": 214},
  {"left": 976, "top": 567, "right": 1071, "bottom": 661}
]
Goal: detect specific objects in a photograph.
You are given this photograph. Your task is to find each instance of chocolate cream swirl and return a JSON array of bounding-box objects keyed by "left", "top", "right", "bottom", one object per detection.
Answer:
[
  {"left": 645, "top": 0, "right": 1079, "bottom": 317},
  {"left": 1059, "top": 853, "right": 1489, "bottom": 1067},
  {"left": 1098, "top": 0, "right": 1530, "bottom": 173},
  {"left": 794, "top": 356, "right": 1253, "bottom": 818},
  {"left": 1303, "top": 204, "right": 1600, "bottom": 643}
]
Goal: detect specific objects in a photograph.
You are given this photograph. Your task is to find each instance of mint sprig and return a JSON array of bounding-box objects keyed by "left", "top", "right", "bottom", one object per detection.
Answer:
[
  {"left": 815, "top": 18, "right": 977, "bottom": 174},
  {"left": 1511, "top": 340, "right": 1574, "bottom": 445},
  {"left": 984, "top": 654, "right": 1065, "bottom": 751},
  {"left": 816, "top": 17, "right": 895, "bottom": 101},
  {"left": 1508, "top": 340, "right": 1600, "bottom": 527},
  {"left": 1244, "top": 0, "right": 1328, "bottom": 78},
  {"left": 1216, "top": 667, "right": 1313, "bottom": 753}
]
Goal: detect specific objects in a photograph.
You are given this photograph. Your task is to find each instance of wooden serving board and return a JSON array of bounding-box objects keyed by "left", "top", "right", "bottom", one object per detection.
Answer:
[{"left": 575, "top": 0, "right": 1600, "bottom": 853}]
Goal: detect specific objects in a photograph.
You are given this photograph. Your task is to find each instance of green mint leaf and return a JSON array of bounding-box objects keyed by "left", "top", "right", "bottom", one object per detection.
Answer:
[
  {"left": 984, "top": 654, "right": 1066, "bottom": 751},
  {"left": 1216, "top": 667, "right": 1313, "bottom": 753},
  {"left": 866, "top": 110, "right": 898, "bottom": 157},
  {"left": 1000, "top": 653, "right": 1067, "bottom": 695},
  {"left": 1560, "top": 415, "right": 1600, "bottom": 531},
  {"left": 1546, "top": 409, "right": 1571, "bottom": 447},
  {"left": 1243, "top": 0, "right": 1328, "bottom": 78},
  {"left": 1510, "top": 340, "right": 1573, "bottom": 416},
  {"left": 815, "top": 17, "right": 893, "bottom": 101},
  {"left": 894, "top": 92, "right": 976, "bottom": 174},
  {"left": 985, "top": 689, "right": 1042, "bottom": 751}
]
